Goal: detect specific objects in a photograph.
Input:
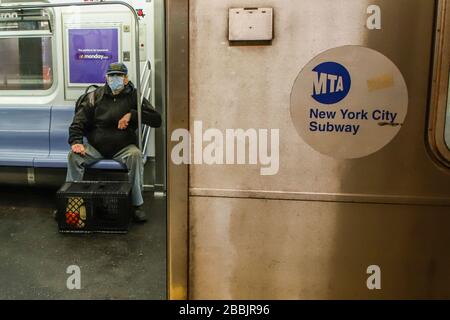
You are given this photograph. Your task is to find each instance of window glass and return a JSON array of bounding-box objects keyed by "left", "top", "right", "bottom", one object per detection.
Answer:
[
  {"left": 446, "top": 77, "right": 450, "bottom": 149},
  {"left": 0, "top": 9, "right": 53, "bottom": 90},
  {"left": 0, "top": 37, "right": 53, "bottom": 90}
]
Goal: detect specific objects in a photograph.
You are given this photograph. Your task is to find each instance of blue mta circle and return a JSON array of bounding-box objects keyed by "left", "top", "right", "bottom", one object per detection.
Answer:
[{"left": 311, "top": 62, "right": 351, "bottom": 105}]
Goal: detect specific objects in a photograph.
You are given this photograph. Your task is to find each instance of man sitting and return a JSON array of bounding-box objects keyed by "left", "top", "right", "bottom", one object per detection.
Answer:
[{"left": 66, "top": 62, "right": 162, "bottom": 222}]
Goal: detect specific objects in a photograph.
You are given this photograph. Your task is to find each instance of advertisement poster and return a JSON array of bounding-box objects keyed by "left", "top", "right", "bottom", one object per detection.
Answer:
[{"left": 68, "top": 28, "right": 119, "bottom": 84}]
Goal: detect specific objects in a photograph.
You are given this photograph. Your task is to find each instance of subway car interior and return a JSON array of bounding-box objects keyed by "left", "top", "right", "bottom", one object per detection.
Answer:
[
  {"left": 0, "top": 0, "right": 167, "bottom": 299},
  {"left": 3, "top": 0, "right": 450, "bottom": 302}
]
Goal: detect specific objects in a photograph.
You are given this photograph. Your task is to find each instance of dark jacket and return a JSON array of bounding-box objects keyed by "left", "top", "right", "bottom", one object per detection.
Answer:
[{"left": 68, "top": 81, "right": 162, "bottom": 158}]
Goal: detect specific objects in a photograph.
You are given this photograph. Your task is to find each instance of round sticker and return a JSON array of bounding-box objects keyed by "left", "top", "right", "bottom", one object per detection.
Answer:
[{"left": 290, "top": 46, "right": 408, "bottom": 159}]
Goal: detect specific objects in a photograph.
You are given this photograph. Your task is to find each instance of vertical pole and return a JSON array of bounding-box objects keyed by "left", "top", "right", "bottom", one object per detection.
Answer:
[{"left": 166, "top": 0, "right": 189, "bottom": 300}]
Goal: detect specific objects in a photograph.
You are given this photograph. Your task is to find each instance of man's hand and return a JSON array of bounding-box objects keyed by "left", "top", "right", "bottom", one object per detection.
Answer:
[
  {"left": 72, "top": 144, "right": 86, "bottom": 156},
  {"left": 118, "top": 112, "right": 132, "bottom": 130}
]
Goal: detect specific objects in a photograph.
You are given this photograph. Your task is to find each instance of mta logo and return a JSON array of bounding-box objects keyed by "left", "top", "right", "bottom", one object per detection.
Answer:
[{"left": 312, "top": 62, "right": 351, "bottom": 104}]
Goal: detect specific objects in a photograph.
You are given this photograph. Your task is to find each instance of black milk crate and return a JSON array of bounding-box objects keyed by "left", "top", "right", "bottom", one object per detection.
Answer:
[{"left": 56, "top": 181, "right": 132, "bottom": 234}]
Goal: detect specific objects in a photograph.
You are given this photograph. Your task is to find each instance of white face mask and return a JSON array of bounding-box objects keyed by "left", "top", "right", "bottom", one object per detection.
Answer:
[{"left": 107, "top": 75, "right": 125, "bottom": 93}]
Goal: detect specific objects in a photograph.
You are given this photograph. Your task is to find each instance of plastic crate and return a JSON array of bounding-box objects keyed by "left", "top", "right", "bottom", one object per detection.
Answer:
[{"left": 56, "top": 181, "right": 132, "bottom": 234}]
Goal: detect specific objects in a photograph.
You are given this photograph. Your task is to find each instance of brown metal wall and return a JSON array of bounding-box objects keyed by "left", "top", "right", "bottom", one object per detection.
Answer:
[{"left": 186, "top": 0, "right": 450, "bottom": 299}]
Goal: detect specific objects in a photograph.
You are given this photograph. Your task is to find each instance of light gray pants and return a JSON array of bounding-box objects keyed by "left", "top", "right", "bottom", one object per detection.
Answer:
[{"left": 66, "top": 143, "right": 144, "bottom": 206}]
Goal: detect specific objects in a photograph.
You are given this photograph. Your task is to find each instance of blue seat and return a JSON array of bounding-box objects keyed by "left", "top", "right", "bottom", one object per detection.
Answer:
[
  {"left": 88, "top": 160, "right": 127, "bottom": 170},
  {"left": 1, "top": 104, "right": 145, "bottom": 171},
  {"left": 32, "top": 105, "right": 128, "bottom": 170}
]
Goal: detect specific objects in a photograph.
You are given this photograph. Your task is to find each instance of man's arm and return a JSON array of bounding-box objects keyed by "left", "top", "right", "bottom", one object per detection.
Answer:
[
  {"left": 68, "top": 98, "right": 94, "bottom": 147},
  {"left": 129, "top": 91, "right": 162, "bottom": 129}
]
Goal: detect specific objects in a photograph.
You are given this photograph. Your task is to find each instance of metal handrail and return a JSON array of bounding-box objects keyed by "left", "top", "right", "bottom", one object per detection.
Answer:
[
  {"left": 140, "top": 60, "right": 152, "bottom": 90},
  {"left": 0, "top": 1, "right": 143, "bottom": 152},
  {"left": 139, "top": 60, "right": 153, "bottom": 158}
]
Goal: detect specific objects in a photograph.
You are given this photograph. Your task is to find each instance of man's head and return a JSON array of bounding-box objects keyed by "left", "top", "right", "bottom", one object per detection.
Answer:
[{"left": 105, "top": 62, "right": 129, "bottom": 94}]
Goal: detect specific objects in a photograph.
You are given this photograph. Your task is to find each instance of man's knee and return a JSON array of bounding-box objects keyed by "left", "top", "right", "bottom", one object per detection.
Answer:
[
  {"left": 127, "top": 146, "right": 143, "bottom": 160},
  {"left": 68, "top": 150, "right": 82, "bottom": 164}
]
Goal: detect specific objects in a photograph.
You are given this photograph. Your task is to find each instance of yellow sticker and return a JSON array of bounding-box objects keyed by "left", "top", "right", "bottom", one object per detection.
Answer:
[{"left": 367, "top": 74, "right": 394, "bottom": 92}]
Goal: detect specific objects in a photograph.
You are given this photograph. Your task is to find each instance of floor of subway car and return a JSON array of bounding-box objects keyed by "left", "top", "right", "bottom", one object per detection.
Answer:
[{"left": 0, "top": 186, "right": 166, "bottom": 300}]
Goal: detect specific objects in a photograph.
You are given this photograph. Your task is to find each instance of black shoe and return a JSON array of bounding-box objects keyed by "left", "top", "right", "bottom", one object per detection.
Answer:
[{"left": 133, "top": 206, "right": 147, "bottom": 223}]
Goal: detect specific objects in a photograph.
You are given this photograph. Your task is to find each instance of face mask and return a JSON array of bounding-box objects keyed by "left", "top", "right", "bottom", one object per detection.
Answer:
[{"left": 107, "top": 75, "right": 125, "bottom": 93}]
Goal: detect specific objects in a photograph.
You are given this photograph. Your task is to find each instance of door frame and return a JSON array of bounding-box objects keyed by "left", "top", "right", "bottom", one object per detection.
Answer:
[{"left": 166, "top": 0, "right": 189, "bottom": 300}]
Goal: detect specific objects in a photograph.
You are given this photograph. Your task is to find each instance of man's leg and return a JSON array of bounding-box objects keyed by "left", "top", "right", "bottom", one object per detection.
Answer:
[
  {"left": 113, "top": 144, "right": 144, "bottom": 207},
  {"left": 66, "top": 143, "right": 104, "bottom": 182}
]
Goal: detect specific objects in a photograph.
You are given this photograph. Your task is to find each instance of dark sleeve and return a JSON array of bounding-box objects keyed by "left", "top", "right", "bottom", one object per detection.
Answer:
[
  {"left": 129, "top": 90, "right": 162, "bottom": 129},
  {"left": 68, "top": 98, "right": 95, "bottom": 146}
]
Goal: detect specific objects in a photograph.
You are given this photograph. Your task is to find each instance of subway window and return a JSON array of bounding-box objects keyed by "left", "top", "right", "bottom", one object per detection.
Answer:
[
  {"left": 445, "top": 79, "right": 450, "bottom": 149},
  {"left": 428, "top": 1, "right": 450, "bottom": 166},
  {"left": 0, "top": 37, "right": 53, "bottom": 90},
  {"left": 0, "top": 9, "right": 53, "bottom": 90}
]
